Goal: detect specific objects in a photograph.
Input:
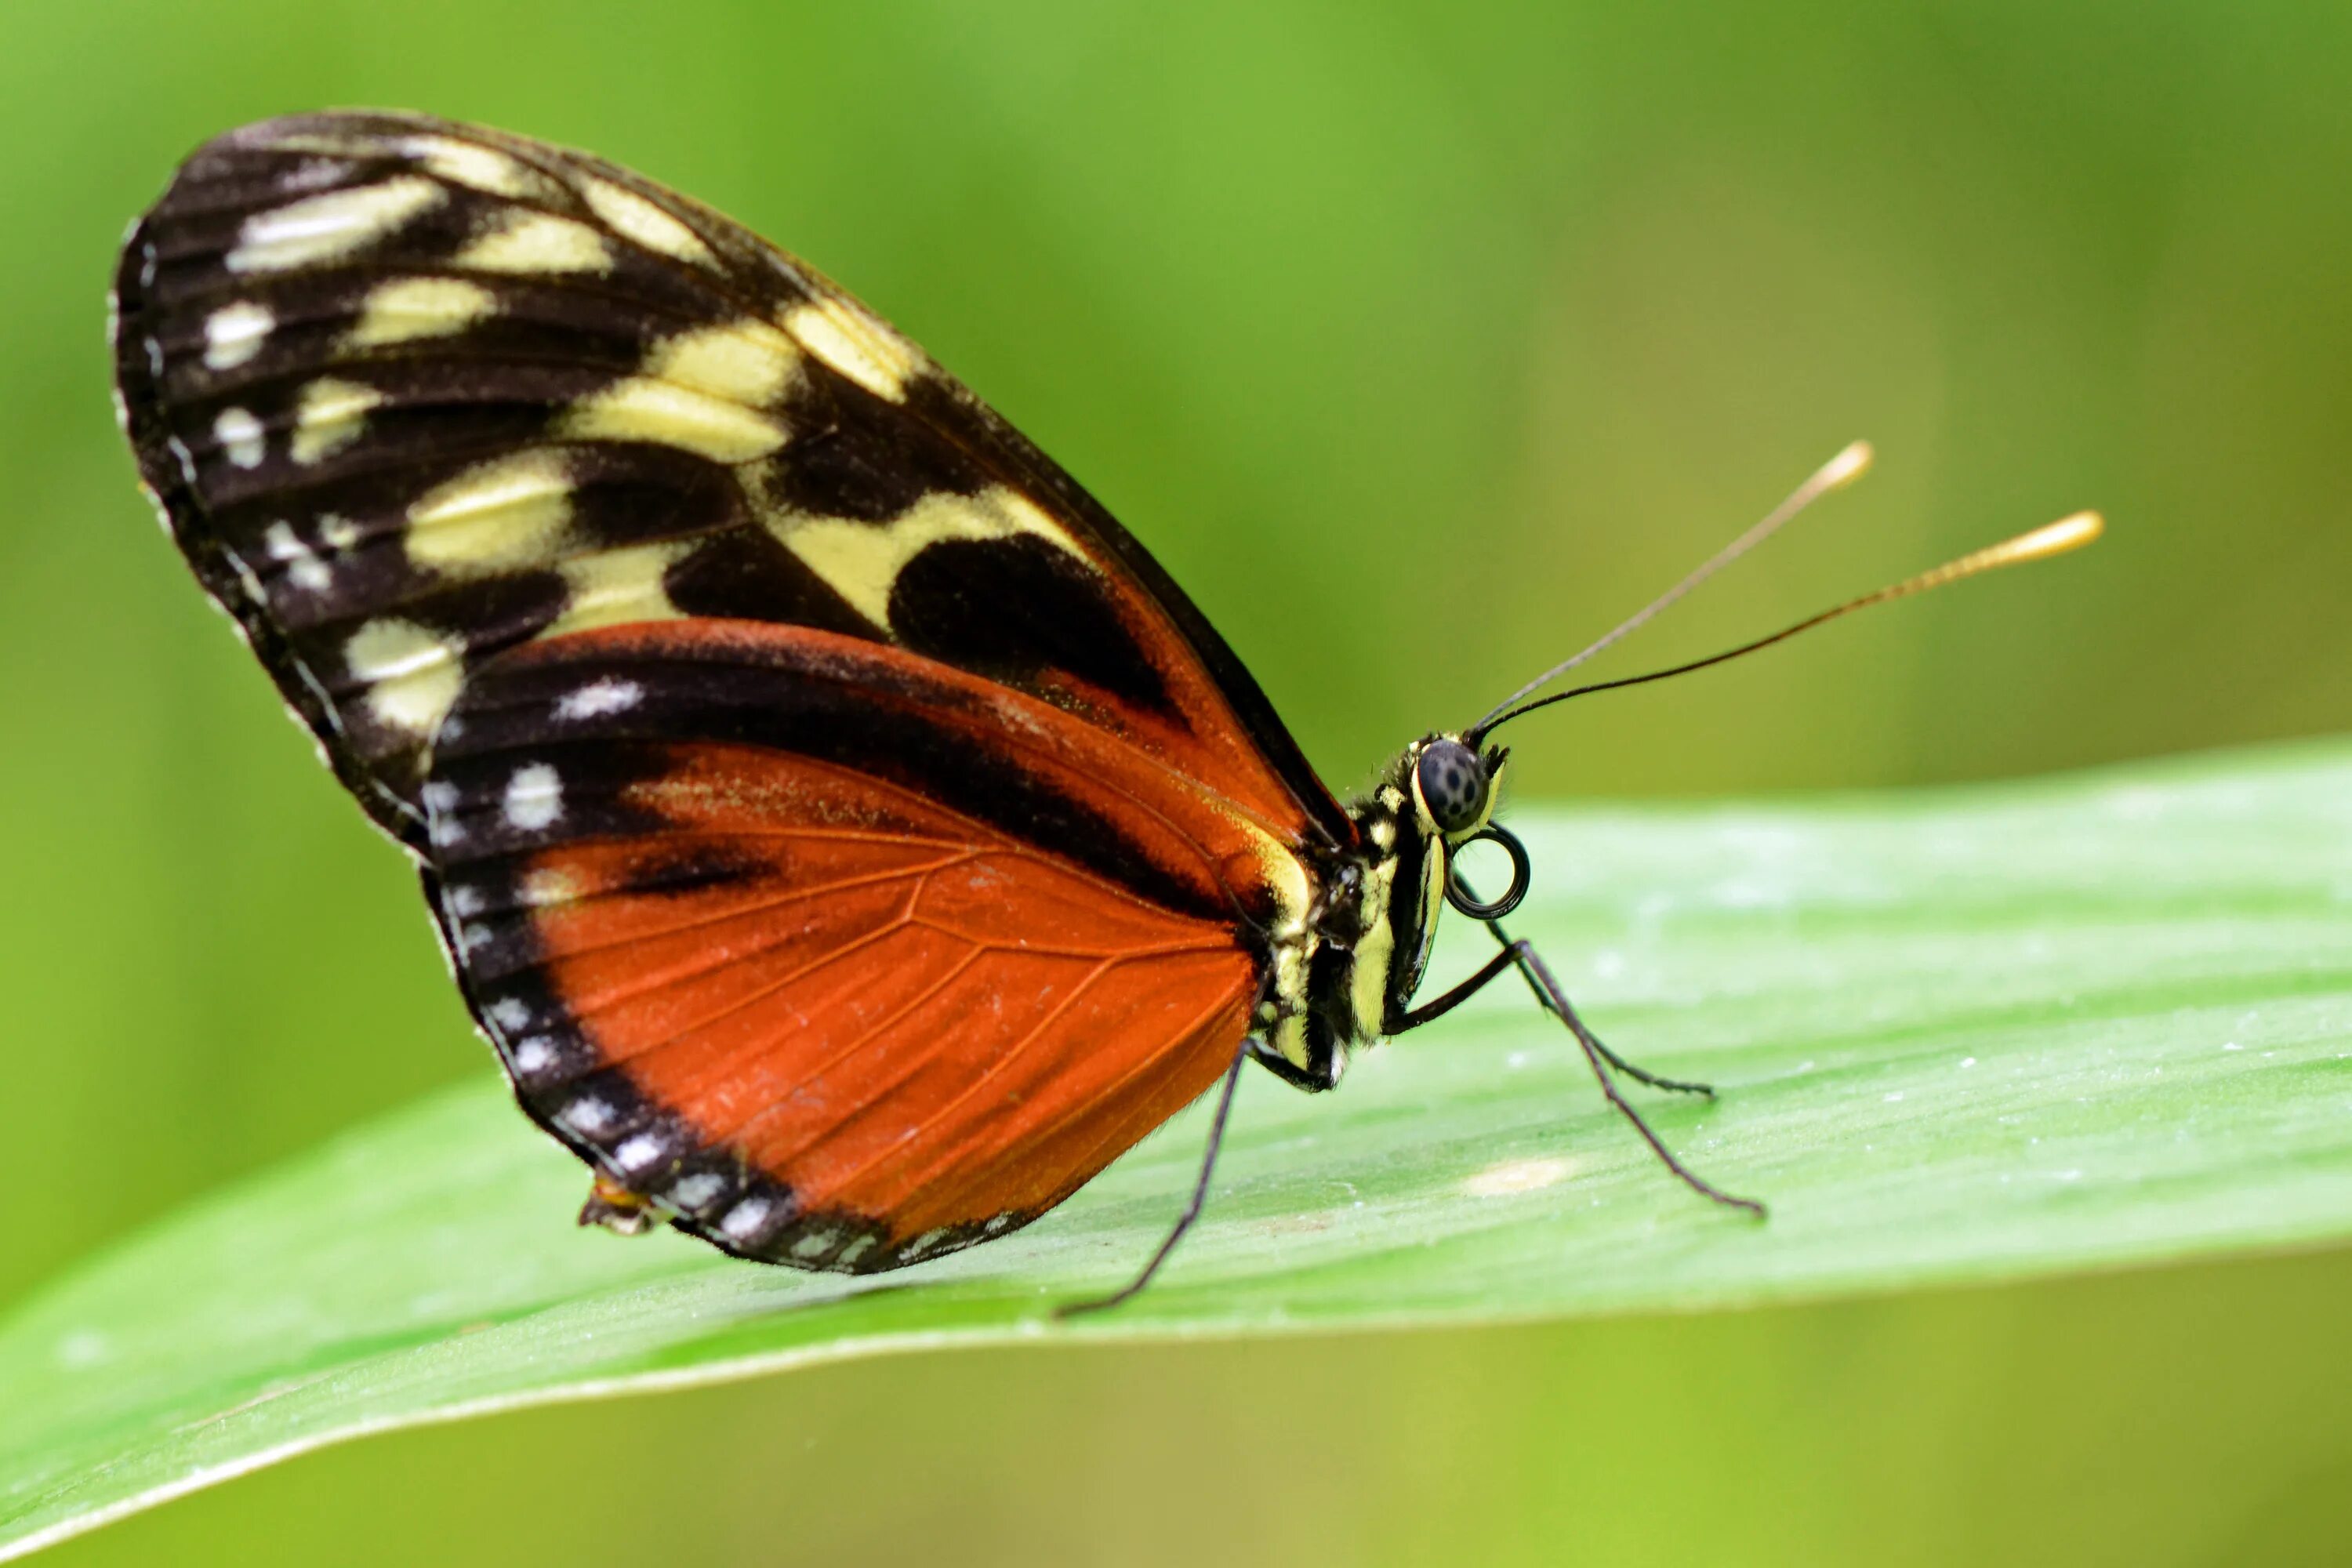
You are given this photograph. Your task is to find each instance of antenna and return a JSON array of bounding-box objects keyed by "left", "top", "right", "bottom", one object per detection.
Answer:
[
  {"left": 1468, "top": 512, "right": 2103, "bottom": 742},
  {"left": 1472, "top": 440, "right": 1875, "bottom": 734}
]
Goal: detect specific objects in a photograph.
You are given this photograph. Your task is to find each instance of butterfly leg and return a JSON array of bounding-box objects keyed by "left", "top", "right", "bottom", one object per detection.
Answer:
[
  {"left": 1478, "top": 920, "right": 1715, "bottom": 1097},
  {"left": 1495, "top": 934, "right": 1765, "bottom": 1216},
  {"left": 1057, "top": 1034, "right": 1254, "bottom": 1319},
  {"left": 1383, "top": 922, "right": 1697, "bottom": 1097},
  {"left": 1388, "top": 917, "right": 1763, "bottom": 1218}
]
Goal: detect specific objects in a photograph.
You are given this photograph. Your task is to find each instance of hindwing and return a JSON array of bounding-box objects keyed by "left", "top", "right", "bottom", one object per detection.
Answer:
[
  {"left": 112, "top": 110, "right": 1348, "bottom": 851},
  {"left": 426, "top": 621, "right": 1290, "bottom": 1268}
]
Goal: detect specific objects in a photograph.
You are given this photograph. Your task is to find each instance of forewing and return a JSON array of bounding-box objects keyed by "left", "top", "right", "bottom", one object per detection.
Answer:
[
  {"left": 112, "top": 110, "right": 1346, "bottom": 849},
  {"left": 426, "top": 621, "right": 1295, "bottom": 1269}
]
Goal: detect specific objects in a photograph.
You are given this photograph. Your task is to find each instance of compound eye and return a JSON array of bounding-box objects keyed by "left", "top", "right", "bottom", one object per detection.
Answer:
[{"left": 1414, "top": 739, "right": 1487, "bottom": 834}]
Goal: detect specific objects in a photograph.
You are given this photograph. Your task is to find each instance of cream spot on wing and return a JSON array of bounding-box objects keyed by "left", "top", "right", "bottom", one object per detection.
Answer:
[
  {"left": 202, "top": 301, "right": 274, "bottom": 370},
  {"left": 614, "top": 1132, "right": 670, "bottom": 1173},
  {"left": 510, "top": 1036, "right": 559, "bottom": 1080},
  {"left": 318, "top": 512, "right": 363, "bottom": 552},
  {"left": 263, "top": 521, "right": 332, "bottom": 593},
  {"left": 719, "top": 1196, "right": 774, "bottom": 1240},
  {"left": 289, "top": 377, "right": 382, "bottom": 465},
  {"left": 769, "top": 485, "right": 1089, "bottom": 630},
  {"left": 228, "top": 176, "right": 444, "bottom": 273},
  {"left": 579, "top": 175, "right": 716, "bottom": 267},
  {"left": 560, "top": 377, "right": 787, "bottom": 464},
  {"left": 780, "top": 294, "right": 919, "bottom": 402},
  {"left": 554, "top": 677, "right": 643, "bottom": 720},
  {"left": 503, "top": 763, "right": 564, "bottom": 831},
  {"left": 790, "top": 1229, "right": 837, "bottom": 1260},
  {"left": 423, "top": 780, "right": 467, "bottom": 847},
  {"left": 456, "top": 210, "right": 612, "bottom": 274},
  {"left": 835, "top": 1235, "right": 877, "bottom": 1268},
  {"left": 278, "top": 157, "right": 352, "bottom": 193},
  {"left": 212, "top": 406, "right": 266, "bottom": 468},
  {"left": 558, "top": 1091, "right": 612, "bottom": 1134},
  {"left": 543, "top": 541, "right": 694, "bottom": 637},
  {"left": 405, "top": 449, "right": 573, "bottom": 575},
  {"left": 668, "top": 1171, "right": 725, "bottom": 1211},
  {"left": 902, "top": 1226, "right": 954, "bottom": 1261},
  {"left": 397, "top": 134, "right": 550, "bottom": 199},
  {"left": 346, "top": 275, "right": 498, "bottom": 349},
  {"left": 251, "top": 129, "right": 372, "bottom": 158},
  {"left": 487, "top": 997, "right": 533, "bottom": 1033},
  {"left": 1462, "top": 1156, "right": 1573, "bottom": 1198},
  {"left": 517, "top": 865, "right": 583, "bottom": 906},
  {"left": 648, "top": 321, "right": 802, "bottom": 407},
  {"left": 343, "top": 617, "right": 463, "bottom": 737}
]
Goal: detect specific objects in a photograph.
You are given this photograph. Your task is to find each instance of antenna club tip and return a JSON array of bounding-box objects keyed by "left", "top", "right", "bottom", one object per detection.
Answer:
[
  {"left": 1820, "top": 440, "right": 1874, "bottom": 489},
  {"left": 2037, "top": 510, "right": 2105, "bottom": 552}
]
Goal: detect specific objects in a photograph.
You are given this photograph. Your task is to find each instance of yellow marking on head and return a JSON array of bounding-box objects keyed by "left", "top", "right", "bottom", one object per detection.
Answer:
[
  {"left": 396, "top": 134, "right": 551, "bottom": 200},
  {"left": 289, "top": 378, "right": 383, "bottom": 466},
  {"left": 561, "top": 377, "right": 789, "bottom": 465},
  {"left": 405, "top": 450, "right": 574, "bottom": 575},
  {"left": 319, "top": 513, "right": 363, "bottom": 551},
  {"left": 543, "top": 541, "right": 695, "bottom": 637},
  {"left": 648, "top": 321, "right": 802, "bottom": 407},
  {"left": 346, "top": 276, "right": 499, "bottom": 349},
  {"left": 1462, "top": 1156, "right": 1573, "bottom": 1199},
  {"left": 344, "top": 617, "right": 463, "bottom": 736},
  {"left": 579, "top": 176, "right": 716, "bottom": 267},
  {"left": 781, "top": 295, "right": 920, "bottom": 403},
  {"left": 202, "top": 302, "right": 274, "bottom": 370},
  {"left": 1405, "top": 747, "right": 1438, "bottom": 833},
  {"left": 228, "top": 177, "right": 444, "bottom": 274},
  {"left": 768, "top": 486, "right": 1088, "bottom": 630},
  {"left": 456, "top": 211, "right": 612, "bottom": 275}
]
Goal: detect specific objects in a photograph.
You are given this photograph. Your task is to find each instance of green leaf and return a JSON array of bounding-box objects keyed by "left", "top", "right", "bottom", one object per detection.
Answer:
[{"left": 6, "top": 742, "right": 2350, "bottom": 1558}]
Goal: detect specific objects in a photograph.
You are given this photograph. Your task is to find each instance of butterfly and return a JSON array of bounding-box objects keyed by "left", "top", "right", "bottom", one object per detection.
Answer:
[{"left": 112, "top": 111, "right": 2097, "bottom": 1308}]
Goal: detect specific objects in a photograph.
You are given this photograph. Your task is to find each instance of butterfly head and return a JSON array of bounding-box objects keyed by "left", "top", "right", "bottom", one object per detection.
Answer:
[{"left": 1406, "top": 734, "right": 1508, "bottom": 844}]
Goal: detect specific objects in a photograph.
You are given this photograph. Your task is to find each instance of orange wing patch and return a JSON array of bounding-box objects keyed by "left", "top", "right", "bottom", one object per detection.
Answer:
[
  {"left": 533, "top": 808, "right": 1254, "bottom": 1254},
  {"left": 426, "top": 622, "right": 1292, "bottom": 1269}
]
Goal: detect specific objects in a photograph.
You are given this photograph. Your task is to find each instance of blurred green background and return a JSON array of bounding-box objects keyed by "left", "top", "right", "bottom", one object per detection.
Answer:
[{"left": 5, "top": 1, "right": 2348, "bottom": 1563}]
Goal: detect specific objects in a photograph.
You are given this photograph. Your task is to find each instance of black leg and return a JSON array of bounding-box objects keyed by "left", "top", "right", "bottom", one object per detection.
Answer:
[
  {"left": 1479, "top": 918, "right": 1715, "bottom": 1098},
  {"left": 1058, "top": 1034, "right": 1253, "bottom": 1318},
  {"left": 1384, "top": 941, "right": 1526, "bottom": 1034},
  {"left": 1506, "top": 937, "right": 1766, "bottom": 1218}
]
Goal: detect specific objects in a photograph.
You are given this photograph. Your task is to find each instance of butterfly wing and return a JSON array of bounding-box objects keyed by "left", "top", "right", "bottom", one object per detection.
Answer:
[
  {"left": 112, "top": 109, "right": 1349, "bottom": 851},
  {"left": 113, "top": 111, "right": 1345, "bottom": 1267},
  {"left": 428, "top": 619, "right": 1294, "bottom": 1268}
]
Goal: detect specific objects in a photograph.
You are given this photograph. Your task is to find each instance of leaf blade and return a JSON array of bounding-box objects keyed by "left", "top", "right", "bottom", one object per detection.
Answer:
[{"left": 6, "top": 742, "right": 2351, "bottom": 1558}]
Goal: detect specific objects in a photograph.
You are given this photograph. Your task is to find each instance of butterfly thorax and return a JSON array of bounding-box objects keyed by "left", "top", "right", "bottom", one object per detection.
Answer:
[{"left": 1249, "top": 735, "right": 1504, "bottom": 1093}]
